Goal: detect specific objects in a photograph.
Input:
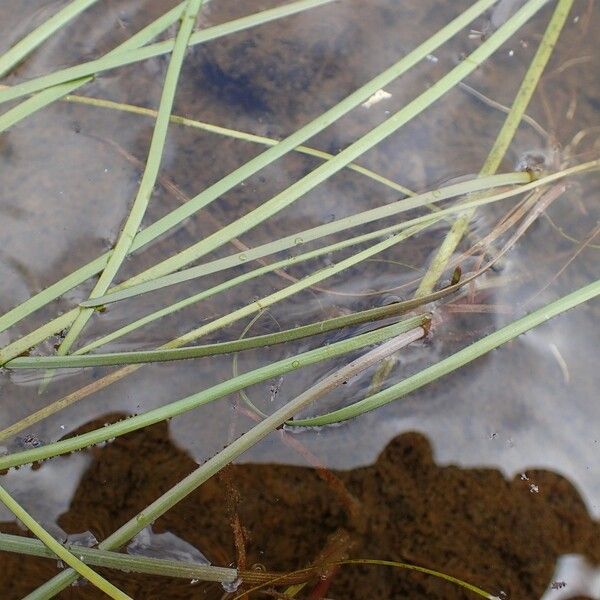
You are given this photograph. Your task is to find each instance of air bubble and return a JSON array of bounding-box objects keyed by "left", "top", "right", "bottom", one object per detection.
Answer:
[{"left": 221, "top": 577, "right": 242, "bottom": 593}]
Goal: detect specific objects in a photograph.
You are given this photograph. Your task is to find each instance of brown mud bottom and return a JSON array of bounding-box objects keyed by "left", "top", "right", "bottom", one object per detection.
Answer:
[{"left": 1, "top": 419, "right": 598, "bottom": 599}]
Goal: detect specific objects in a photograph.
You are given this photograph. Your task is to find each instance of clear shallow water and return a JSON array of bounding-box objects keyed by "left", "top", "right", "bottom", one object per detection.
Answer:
[{"left": 0, "top": 0, "right": 599, "bottom": 598}]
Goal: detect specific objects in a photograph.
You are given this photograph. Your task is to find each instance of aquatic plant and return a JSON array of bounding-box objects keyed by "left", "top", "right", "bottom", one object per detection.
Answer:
[{"left": 0, "top": 0, "right": 597, "bottom": 598}]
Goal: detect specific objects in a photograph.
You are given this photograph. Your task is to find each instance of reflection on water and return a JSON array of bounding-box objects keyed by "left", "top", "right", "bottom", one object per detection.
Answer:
[{"left": 0, "top": 0, "right": 599, "bottom": 598}]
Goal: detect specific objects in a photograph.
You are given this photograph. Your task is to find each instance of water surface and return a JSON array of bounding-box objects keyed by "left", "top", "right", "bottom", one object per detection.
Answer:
[{"left": 0, "top": 1, "right": 599, "bottom": 598}]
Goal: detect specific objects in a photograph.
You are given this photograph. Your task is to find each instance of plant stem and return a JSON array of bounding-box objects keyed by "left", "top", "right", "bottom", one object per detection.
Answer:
[
  {"left": 0, "top": 317, "right": 426, "bottom": 469},
  {"left": 0, "top": 532, "right": 237, "bottom": 583},
  {"left": 8, "top": 308, "right": 430, "bottom": 369},
  {"left": 22, "top": 326, "right": 424, "bottom": 600},
  {"left": 0, "top": 2, "right": 187, "bottom": 133},
  {"left": 369, "top": 0, "right": 576, "bottom": 391},
  {"left": 0, "top": 0, "right": 334, "bottom": 106},
  {"left": 52, "top": 0, "right": 205, "bottom": 367},
  {"left": 0, "top": 0, "right": 499, "bottom": 338},
  {"left": 0, "top": 485, "right": 132, "bottom": 600},
  {"left": 292, "top": 278, "right": 600, "bottom": 426},
  {"left": 0, "top": 532, "right": 312, "bottom": 586},
  {"left": 415, "top": 0, "right": 575, "bottom": 298},
  {"left": 113, "top": 0, "right": 550, "bottom": 292},
  {"left": 0, "top": 0, "right": 100, "bottom": 78},
  {"left": 5, "top": 157, "right": 597, "bottom": 364},
  {"left": 81, "top": 172, "right": 528, "bottom": 307},
  {"left": 50, "top": 93, "right": 416, "bottom": 197}
]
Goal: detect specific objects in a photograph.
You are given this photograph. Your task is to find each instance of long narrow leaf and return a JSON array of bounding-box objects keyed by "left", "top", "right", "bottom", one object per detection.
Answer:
[
  {"left": 415, "top": 0, "right": 575, "bottom": 297},
  {"left": 0, "top": 0, "right": 338, "bottom": 106},
  {"left": 54, "top": 0, "right": 205, "bottom": 364},
  {"left": 0, "top": 317, "right": 425, "bottom": 470},
  {"left": 3, "top": 157, "right": 597, "bottom": 364},
  {"left": 21, "top": 278, "right": 598, "bottom": 599},
  {"left": 113, "top": 0, "right": 549, "bottom": 291},
  {"left": 0, "top": 485, "right": 132, "bottom": 600},
  {"left": 292, "top": 278, "right": 600, "bottom": 426},
  {"left": 0, "top": 0, "right": 497, "bottom": 337},
  {"left": 54, "top": 93, "right": 415, "bottom": 197},
  {"left": 8, "top": 310, "right": 429, "bottom": 369},
  {"left": 82, "top": 172, "right": 529, "bottom": 307},
  {"left": 0, "top": 0, "right": 100, "bottom": 78},
  {"left": 0, "top": 532, "right": 237, "bottom": 583},
  {"left": 0, "top": 2, "right": 187, "bottom": 133}
]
